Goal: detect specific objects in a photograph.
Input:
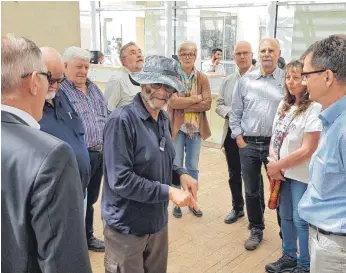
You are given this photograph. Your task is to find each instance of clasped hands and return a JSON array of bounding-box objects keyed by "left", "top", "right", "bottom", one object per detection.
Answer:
[
  {"left": 267, "top": 157, "right": 286, "bottom": 181},
  {"left": 169, "top": 174, "right": 199, "bottom": 211}
]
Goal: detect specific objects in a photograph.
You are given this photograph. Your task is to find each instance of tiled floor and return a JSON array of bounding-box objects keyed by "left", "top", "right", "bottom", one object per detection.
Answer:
[{"left": 89, "top": 146, "right": 282, "bottom": 273}]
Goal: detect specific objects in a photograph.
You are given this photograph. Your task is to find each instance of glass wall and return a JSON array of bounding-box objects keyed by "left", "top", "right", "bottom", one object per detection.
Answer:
[
  {"left": 276, "top": 2, "right": 346, "bottom": 62},
  {"left": 80, "top": 1, "right": 346, "bottom": 68},
  {"left": 173, "top": 3, "right": 268, "bottom": 73}
]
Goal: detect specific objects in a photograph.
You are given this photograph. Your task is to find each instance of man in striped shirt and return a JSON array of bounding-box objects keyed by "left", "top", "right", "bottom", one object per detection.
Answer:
[{"left": 60, "top": 46, "right": 110, "bottom": 252}]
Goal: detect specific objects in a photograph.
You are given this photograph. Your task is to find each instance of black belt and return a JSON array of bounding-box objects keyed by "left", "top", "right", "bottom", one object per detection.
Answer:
[
  {"left": 310, "top": 224, "right": 346, "bottom": 237},
  {"left": 243, "top": 136, "right": 271, "bottom": 144},
  {"left": 88, "top": 144, "right": 103, "bottom": 152}
]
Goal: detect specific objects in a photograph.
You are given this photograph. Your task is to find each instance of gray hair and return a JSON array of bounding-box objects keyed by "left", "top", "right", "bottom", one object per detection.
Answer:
[
  {"left": 62, "top": 46, "right": 90, "bottom": 63},
  {"left": 177, "top": 41, "right": 198, "bottom": 55},
  {"left": 1, "top": 33, "right": 44, "bottom": 92},
  {"left": 120, "top": 42, "right": 137, "bottom": 58},
  {"left": 302, "top": 35, "right": 346, "bottom": 83}
]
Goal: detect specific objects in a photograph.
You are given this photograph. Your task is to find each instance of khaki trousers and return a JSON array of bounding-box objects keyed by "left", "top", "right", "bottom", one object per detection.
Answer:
[
  {"left": 104, "top": 225, "right": 168, "bottom": 273},
  {"left": 310, "top": 227, "right": 346, "bottom": 273}
]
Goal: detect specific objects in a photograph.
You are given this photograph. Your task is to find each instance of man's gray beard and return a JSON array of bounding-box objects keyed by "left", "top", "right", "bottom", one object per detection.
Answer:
[
  {"left": 45, "top": 91, "right": 56, "bottom": 100},
  {"left": 141, "top": 90, "right": 168, "bottom": 111}
]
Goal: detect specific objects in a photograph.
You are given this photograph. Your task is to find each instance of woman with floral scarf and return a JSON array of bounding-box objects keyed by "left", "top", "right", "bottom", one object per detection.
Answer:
[{"left": 168, "top": 41, "right": 212, "bottom": 218}]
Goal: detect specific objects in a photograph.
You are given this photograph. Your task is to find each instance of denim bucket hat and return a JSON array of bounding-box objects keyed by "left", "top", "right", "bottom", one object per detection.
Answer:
[{"left": 130, "top": 55, "right": 186, "bottom": 92}]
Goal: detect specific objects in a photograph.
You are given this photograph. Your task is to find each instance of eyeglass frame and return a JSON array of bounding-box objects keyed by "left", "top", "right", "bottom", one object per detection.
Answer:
[
  {"left": 150, "top": 83, "right": 176, "bottom": 93},
  {"left": 301, "top": 69, "right": 337, "bottom": 81},
  {"left": 21, "top": 71, "right": 52, "bottom": 82},
  {"left": 179, "top": 53, "right": 196, "bottom": 59},
  {"left": 48, "top": 75, "right": 66, "bottom": 85},
  {"left": 234, "top": 51, "right": 251, "bottom": 57}
]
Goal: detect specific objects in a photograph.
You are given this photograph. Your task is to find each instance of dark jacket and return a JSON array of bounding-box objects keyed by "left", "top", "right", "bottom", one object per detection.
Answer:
[
  {"left": 39, "top": 91, "right": 91, "bottom": 195},
  {"left": 1, "top": 111, "right": 92, "bottom": 273}
]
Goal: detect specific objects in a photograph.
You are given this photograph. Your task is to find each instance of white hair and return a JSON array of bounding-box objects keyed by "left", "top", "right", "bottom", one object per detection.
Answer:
[
  {"left": 1, "top": 33, "right": 45, "bottom": 92},
  {"left": 62, "top": 46, "right": 91, "bottom": 63}
]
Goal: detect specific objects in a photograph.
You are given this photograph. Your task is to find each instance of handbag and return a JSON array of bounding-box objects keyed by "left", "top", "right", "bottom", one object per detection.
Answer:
[{"left": 268, "top": 111, "right": 297, "bottom": 210}]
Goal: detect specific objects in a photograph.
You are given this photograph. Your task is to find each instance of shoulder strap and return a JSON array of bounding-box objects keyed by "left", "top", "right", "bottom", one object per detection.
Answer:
[{"left": 277, "top": 111, "right": 297, "bottom": 160}]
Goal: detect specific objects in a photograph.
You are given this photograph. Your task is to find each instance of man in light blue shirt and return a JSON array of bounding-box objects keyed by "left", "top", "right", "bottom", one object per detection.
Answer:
[
  {"left": 230, "top": 38, "right": 285, "bottom": 251},
  {"left": 298, "top": 34, "right": 346, "bottom": 272}
]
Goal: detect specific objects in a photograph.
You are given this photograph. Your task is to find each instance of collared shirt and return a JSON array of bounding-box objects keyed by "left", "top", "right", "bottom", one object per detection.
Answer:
[
  {"left": 60, "top": 78, "right": 109, "bottom": 148},
  {"left": 216, "top": 66, "right": 255, "bottom": 145},
  {"left": 102, "top": 93, "right": 187, "bottom": 235},
  {"left": 298, "top": 95, "right": 346, "bottom": 233},
  {"left": 104, "top": 67, "right": 141, "bottom": 111},
  {"left": 39, "top": 91, "right": 91, "bottom": 195},
  {"left": 1, "top": 104, "right": 40, "bottom": 129},
  {"left": 202, "top": 59, "right": 226, "bottom": 75},
  {"left": 229, "top": 67, "right": 285, "bottom": 138}
]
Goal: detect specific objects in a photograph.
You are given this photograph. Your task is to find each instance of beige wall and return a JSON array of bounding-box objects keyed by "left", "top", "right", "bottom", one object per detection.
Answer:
[{"left": 1, "top": 1, "right": 81, "bottom": 53}]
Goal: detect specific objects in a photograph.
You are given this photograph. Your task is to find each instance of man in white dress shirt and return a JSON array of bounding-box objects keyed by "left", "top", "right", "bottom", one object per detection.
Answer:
[
  {"left": 104, "top": 42, "right": 144, "bottom": 111},
  {"left": 202, "top": 48, "right": 226, "bottom": 75}
]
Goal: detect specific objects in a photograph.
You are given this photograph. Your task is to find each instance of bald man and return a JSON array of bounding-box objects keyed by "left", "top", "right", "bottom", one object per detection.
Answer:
[
  {"left": 230, "top": 38, "right": 285, "bottom": 250},
  {"left": 216, "top": 41, "right": 258, "bottom": 224},
  {"left": 39, "top": 47, "right": 91, "bottom": 195}
]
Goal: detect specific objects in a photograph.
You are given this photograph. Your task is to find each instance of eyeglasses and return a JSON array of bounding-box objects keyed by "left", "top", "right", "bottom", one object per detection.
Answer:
[
  {"left": 301, "top": 69, "right": 337, "bottom": 81},
  {"left": 150, "top": 83, "right": 176, "bottom": 93},
  {"left": 49, "top": 76, "right": 66, "bottom": 85},
  {"left": 234, "top": 52, "right": 251, "bottom": 57},
  {"left": 179, "top": 53, "right": 195, "bottom": 59},
  {"left": 21, "top": 71, "right": 52, "bottom": 82}
]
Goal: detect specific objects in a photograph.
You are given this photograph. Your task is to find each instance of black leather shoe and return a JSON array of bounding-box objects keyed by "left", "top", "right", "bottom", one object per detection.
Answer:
[
  {"left": 87, "top": 236, "right": 105, "bottom": 252},
  {"left": 173, "top": 206, "right": 182, "bottom": 218},
  {"left": 224, "top": 209, "right": 244, "bottom": 224},
  {"left": 189, "top": 207, "right": 203, "bottom": 217}
]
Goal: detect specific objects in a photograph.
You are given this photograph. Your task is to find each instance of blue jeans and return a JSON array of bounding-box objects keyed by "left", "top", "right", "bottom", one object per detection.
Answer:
[
  {"left": 173, "top": 130, "right": 202, "bottom": 180},
  {"left": 280, "top": 178, "right": 310, "bottom": 268}
]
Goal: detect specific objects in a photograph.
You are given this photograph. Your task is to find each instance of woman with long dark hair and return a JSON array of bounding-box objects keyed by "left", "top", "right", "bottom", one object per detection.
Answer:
[{"left": 265, "top": 60, "right": 322, "bottom": 273}]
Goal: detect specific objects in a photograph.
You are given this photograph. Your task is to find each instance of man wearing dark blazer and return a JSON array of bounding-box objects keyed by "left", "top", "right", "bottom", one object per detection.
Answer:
[{"left": 1, "top": 34, "right": 92, "bottom": 273}]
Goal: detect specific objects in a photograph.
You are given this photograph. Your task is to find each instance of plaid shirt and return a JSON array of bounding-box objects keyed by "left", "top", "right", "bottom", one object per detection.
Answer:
[{"left": 60, "top": 78, "right": 110, "bottom": 148}]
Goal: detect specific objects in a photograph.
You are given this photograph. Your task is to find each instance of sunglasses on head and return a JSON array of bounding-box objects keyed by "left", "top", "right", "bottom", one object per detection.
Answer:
[{"left": 150, "top": 83, "right": 176, "bottom": 93}]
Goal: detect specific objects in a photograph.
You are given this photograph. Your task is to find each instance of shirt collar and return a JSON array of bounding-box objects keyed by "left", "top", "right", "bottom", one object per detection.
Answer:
[
  {"left": 255, "top": 66, "right": 280, "bottom": 80},
  {"left": 64, "top": 77, "right": 92, "bottom": 89},
  {"left": 1, "top": 104, "right": 40, "bottom": 129},
  {"left": 133, "top": 93, "right": 168, "bottom": 121},
  {"left": 319, "top": 95, "right": 346, "bottom": 126},
  {"left": 236, "top": 65, "right": 254, "bottom": 77}
]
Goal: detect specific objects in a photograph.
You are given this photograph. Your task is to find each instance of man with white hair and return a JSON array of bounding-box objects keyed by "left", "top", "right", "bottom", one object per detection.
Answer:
[
  {"left": 230, "top": 38, "right": 285, "bottom": 250},
  {"left": 1, "top": 34, "right": 92, "bottom": 272},
  {"left": 102, "top": 55, "right": 199, "bottom": 273},
  {"left": 39, "top": 47, "right": 90, "bottom": 196},
  {"left": 104, "top": 42, "right": 144, "bottom": 111},
  {"left": 60, "top": 46, "right": 109, "bottom": 252},
  {"left": 216, "top": 41, "right": 258, "bottom": 225}
]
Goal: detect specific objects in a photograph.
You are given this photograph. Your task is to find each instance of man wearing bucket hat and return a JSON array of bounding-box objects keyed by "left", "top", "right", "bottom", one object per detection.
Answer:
[{"left": 102, "top": 55, "right": 199, "bottom": 273}]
